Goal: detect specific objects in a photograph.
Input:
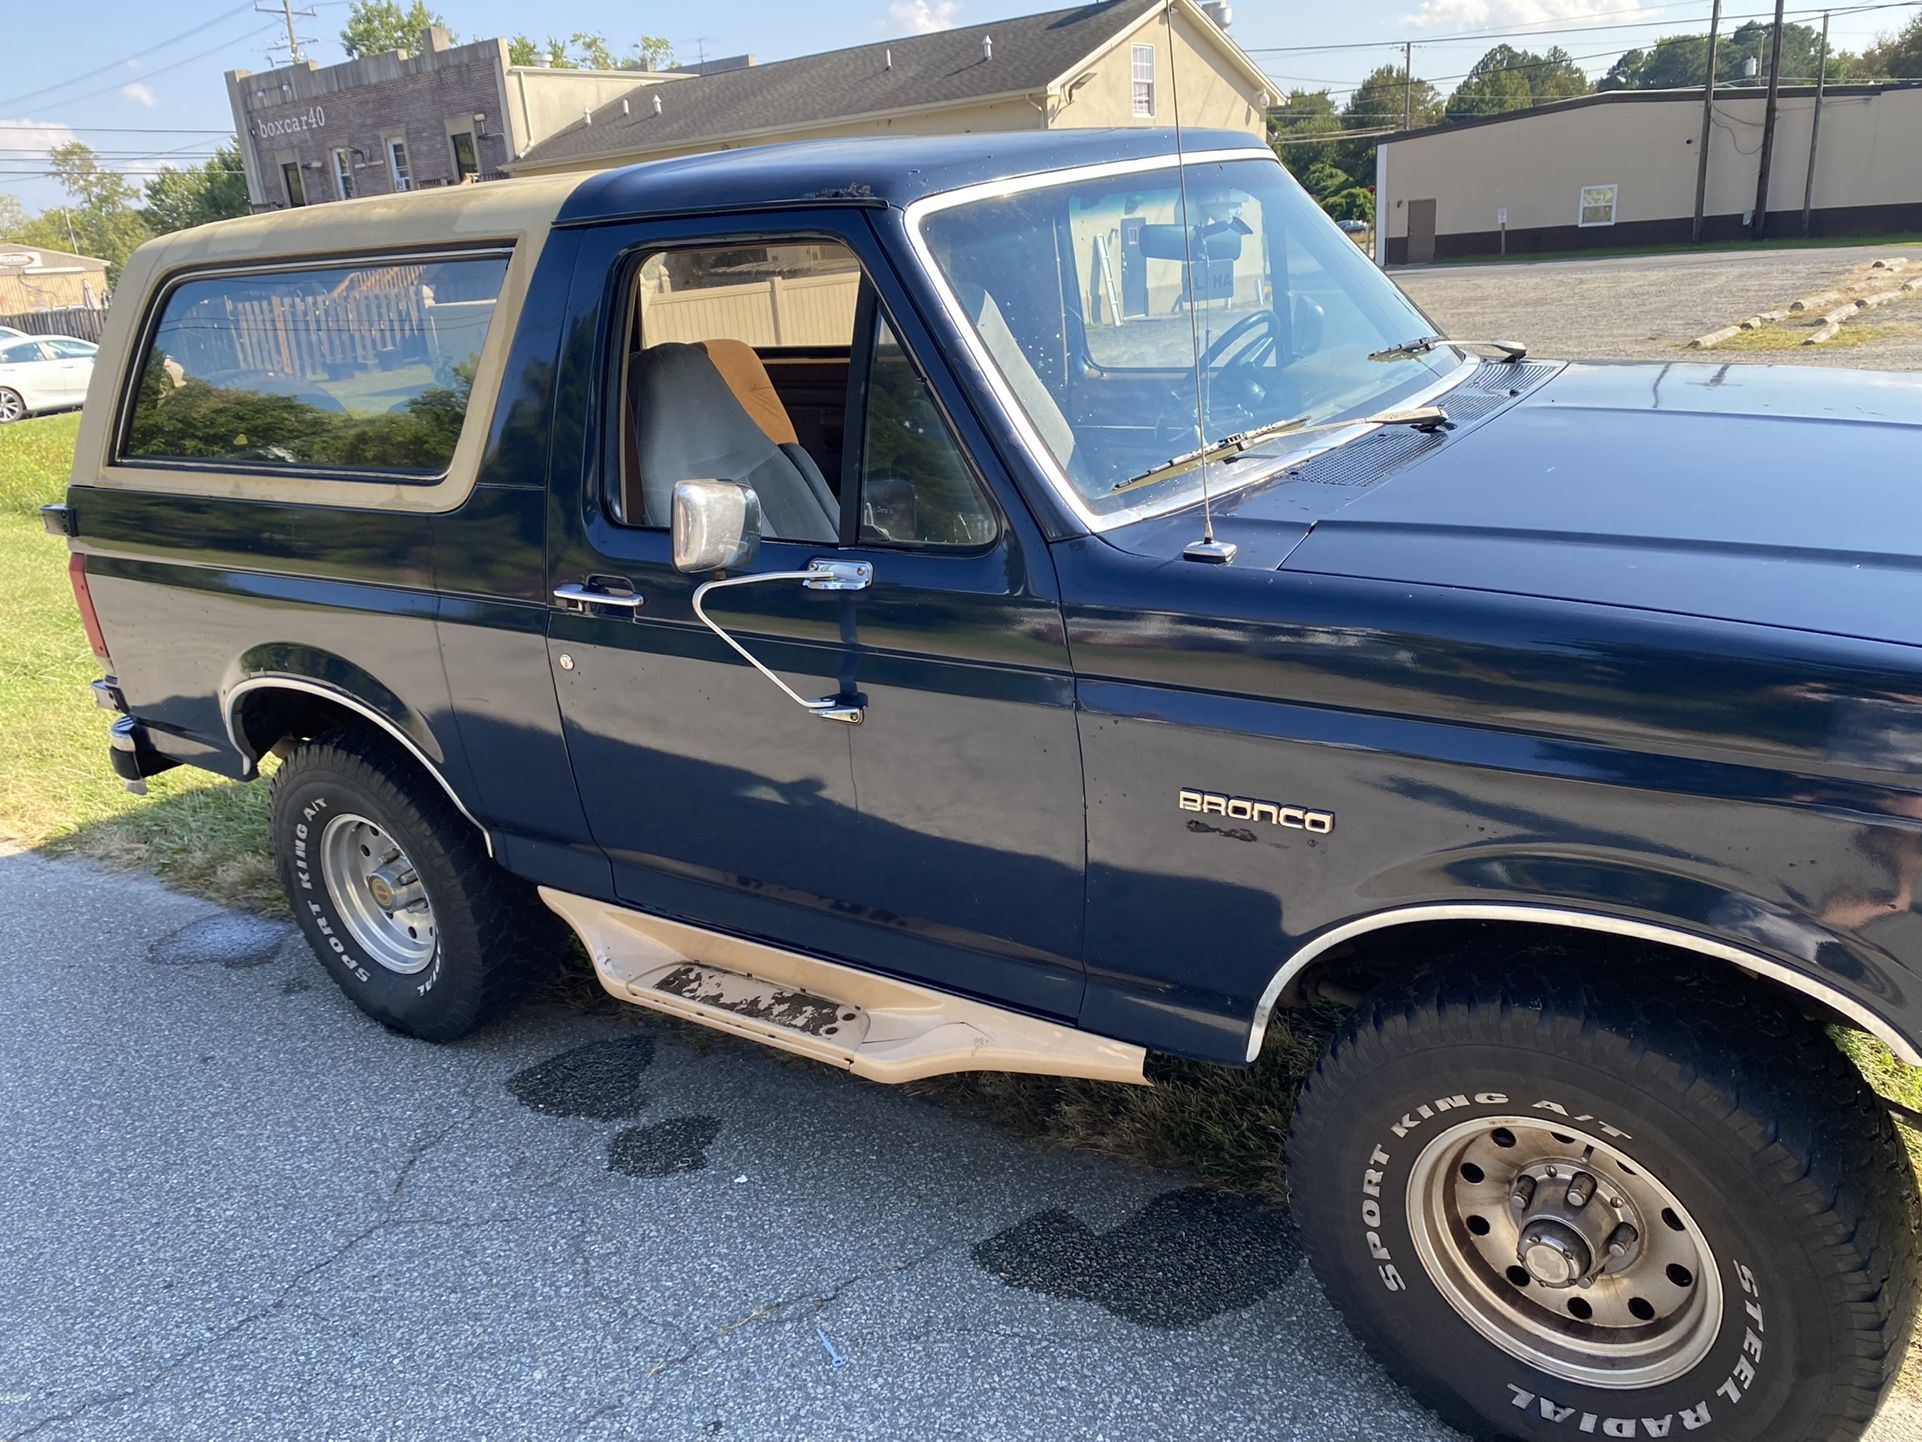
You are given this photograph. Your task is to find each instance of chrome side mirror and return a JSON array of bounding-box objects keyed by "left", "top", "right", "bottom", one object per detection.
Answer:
[{"left": 671, "top": 478, "right": 762, "bottom": 573}]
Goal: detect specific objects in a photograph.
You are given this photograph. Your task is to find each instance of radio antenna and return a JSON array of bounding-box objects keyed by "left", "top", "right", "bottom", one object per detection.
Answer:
[{"left": 1165, "top": 5, "right": 1235, "bottom": 564}]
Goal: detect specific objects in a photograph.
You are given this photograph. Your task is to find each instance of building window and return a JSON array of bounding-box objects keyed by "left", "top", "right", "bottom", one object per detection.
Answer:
[
  {"left": 387, "top": 136, "right": 412, "bottom": 192},
  {"left": 331, "top": 148, "right": 355, "bottom": 200},
  {"left": 280, "top": 161, "right": 307, "bottom": 207},
  {"left": 1578, "top": 183, "right": 1618, "bottom": 228},
  {"left": 450, "top": 129, "right": 478, "bottom": 181},
  {"left": 1131, "top": 44, "right": 1155, "bottom": 118}
]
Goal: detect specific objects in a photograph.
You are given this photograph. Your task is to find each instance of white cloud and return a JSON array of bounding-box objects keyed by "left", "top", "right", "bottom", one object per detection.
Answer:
[
  {"left": 0, "top": 117, "right": 79, "bottom": 155},
  {"left": 889, "top": 0, "right": 960, "bottom": 33},
  {"left": 1408, "top": 0, "right": 1641, "bottom": 29},
  {"left": 121, "top": 82, "right": 158, "bottom": 108}
]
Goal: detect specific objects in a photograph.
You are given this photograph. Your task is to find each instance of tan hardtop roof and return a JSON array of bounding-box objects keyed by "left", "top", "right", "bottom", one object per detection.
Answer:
[{"left": 124, "top": 171, "right": 583, "bottom": 278}]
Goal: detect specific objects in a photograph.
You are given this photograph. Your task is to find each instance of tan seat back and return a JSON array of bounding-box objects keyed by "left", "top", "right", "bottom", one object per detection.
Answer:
[{"left": 698, "top": 338, "right": 800, "bottom": 448}]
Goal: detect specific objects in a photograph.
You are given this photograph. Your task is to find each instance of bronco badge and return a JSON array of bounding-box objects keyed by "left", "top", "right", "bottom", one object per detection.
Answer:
[{"left": 1179, "top": 790, "right": 1335, "bottom": 833}]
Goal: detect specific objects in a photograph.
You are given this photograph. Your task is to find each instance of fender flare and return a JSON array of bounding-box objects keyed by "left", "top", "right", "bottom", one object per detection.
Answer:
[
  {"left": 1247, "top": 902, "right": 1922, "bottom": 1066},
  {"left": 221, "top": 674, "right": 493, "bottom": 858}
]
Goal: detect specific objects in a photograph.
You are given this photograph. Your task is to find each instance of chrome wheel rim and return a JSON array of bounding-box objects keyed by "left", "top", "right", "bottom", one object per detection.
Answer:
[
  {"left": 318, "top": 812, "right": 437, "bottom": 974},
  {"left": 0, "top": 390, "right": 22, "bottom": 422},
  {"left": 1406, "top": 1116, "right": 1723, "bottom": 1389}
]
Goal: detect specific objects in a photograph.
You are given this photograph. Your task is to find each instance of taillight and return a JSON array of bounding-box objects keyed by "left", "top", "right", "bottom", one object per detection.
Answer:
[{"left": 68, "top": 553, "right": 111, "bottom": 663}]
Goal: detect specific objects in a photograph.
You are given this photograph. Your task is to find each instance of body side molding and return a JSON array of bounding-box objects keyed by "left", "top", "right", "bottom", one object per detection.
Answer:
[
  {"left": 1248, "top": 902, "right": 1922, "bottom": 1066},
  {"left": 222, "top": 675, "right": 493, "bottom": 857}
]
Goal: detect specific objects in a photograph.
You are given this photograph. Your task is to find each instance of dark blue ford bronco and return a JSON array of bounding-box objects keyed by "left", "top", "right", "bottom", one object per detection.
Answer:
[{"left": 49, "top": 128, "right": 1922, "bottom": 1441}]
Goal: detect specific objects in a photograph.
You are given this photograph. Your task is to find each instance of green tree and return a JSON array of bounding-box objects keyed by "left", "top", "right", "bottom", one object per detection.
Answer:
[
  {"left": 1446, "top": 64, "right": 1532, "bottom": 121},
  {"left": 632, "top": 36, "right": 674, "bottom": 70},
  {"left": 1301, "top": 161, "right": 1351, "bottom": 199},
  {"left": 18, "top": 142, "right": 150, "bottom": 281},
  {"left": 1324, "top": 186, "right": 1375, "bottom": 225},
  {"left": 560, "top": 31, "right": 676, "bottom": 70},
  {"left": 0, "top": 193, "right": 28, "bottom": 240},
  {"left": 1268, "top": 90, "right": 1341, "bottom": 181},
  {"left": 1863, "top": 13, "right": 1922, "bottom": 77},
  {"left": 570, "top": 31, "right": 619, "bottom": 68},
  {"left": 1599, "top": 21, "right": 1839, "bottom": 90},
  {"left": 1336, "top": 65, "right": 1442, "bottom": 179},
  {"left": 339, "top": 0, "right": 452, "bottom": 58},
  {"left": 1447, "top": 45, "right": 1589, "bottom": 118},
  {"left": 141, "top": 142, "right": 250, "bottom": 236}
]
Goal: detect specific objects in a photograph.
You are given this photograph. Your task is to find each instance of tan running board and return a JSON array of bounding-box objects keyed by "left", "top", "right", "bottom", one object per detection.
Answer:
[{"left": 538, "top": 888, "right": 1148, "bottom": 1086}]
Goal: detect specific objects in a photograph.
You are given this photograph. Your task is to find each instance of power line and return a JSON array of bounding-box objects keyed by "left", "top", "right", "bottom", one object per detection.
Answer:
[
  {"left": 0, "top": 125, "right": 235, "bottom": 136},
  {"left": 0, "top": 3, "right": 255, "bottom": 111},
  {"left": 1246, "top": 0, "right": 1919, "bottom": 54},
  {"left": 19, "top": 23, "right": 282, "bottom": 115}
]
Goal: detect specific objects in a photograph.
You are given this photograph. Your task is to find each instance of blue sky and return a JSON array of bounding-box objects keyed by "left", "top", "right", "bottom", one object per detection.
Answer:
[{"left": 1, "top": 0, "right": 1911, "bottom": 215}]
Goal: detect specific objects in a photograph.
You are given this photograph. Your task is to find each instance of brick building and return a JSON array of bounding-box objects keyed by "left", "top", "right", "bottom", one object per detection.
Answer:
[{"left": 226, "top": 30, "right": 692, "bottom": 210}]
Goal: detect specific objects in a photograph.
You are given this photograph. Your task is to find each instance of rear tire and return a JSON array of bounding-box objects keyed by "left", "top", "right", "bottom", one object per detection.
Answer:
[
  {"left": 0, "top": 388, "right": 26, "bottom": 424},
  {"left": 270, "top": 726, "right": 564, "bottom": 1040},
  {"left": 1288, "top": 952, "right": 1920, "bottom": 1442}
]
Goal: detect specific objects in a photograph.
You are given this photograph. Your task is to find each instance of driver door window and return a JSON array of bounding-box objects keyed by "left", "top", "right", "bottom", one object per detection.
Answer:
[{"left": 615, "top": 239, "right": 993, "bottom": 551}]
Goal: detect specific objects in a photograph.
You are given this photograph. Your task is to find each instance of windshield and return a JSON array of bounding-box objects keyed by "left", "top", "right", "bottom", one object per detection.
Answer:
[{"left": 914, "top": 154, "right": 1459, "bottom": 524}]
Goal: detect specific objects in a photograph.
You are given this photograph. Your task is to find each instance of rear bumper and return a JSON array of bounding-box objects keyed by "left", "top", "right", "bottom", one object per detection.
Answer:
[{"left": 108, "top": 716, "right": 181, "bottom": 796}]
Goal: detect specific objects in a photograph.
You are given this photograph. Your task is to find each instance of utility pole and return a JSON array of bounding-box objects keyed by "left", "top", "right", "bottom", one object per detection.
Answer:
[
  {"left": 1751, "top": 0, "right": 1787, "bottom": 240},
  {"left": 255, "top": 0, "right": 315, "bottom": 64},
  {"left": 1691, "top": 0, "right": 1722, "bottom": 243},
  {"left": 1801, "top": 11, "right": 1830, "bottom": 236},
  {"left": 1403, "top": 41, "right": 1413, "bottom": 130}
]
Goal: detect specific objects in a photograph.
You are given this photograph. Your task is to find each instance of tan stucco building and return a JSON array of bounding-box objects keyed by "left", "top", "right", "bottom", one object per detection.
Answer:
[
  {"left": 509, "top": 0, "right": 1276, "bottom": 176},
  {"left": 1376, "top": 82, "right": 1922, "bottom": 264},
  {"left": 0, "top": 244, "right": 110, "bottom": 313}
]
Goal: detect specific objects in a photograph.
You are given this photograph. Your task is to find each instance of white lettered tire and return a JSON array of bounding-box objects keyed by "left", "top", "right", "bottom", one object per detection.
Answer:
[
  {"left": 1288, "top": 953, "right": 1919, "bottom": 1441},
  {"left": 270, "top": 726, "right": 564, "bottom": 1040}
]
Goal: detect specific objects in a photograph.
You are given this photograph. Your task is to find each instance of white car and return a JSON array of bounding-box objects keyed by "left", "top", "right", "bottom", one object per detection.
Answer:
[{"left": 0, "top": 334, "right": 97, "bottom": 422}]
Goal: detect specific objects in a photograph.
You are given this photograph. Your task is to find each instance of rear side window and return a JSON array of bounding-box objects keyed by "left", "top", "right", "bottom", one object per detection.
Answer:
[{"left": 121, "top": 252, "right": 509, "bottom": 477}]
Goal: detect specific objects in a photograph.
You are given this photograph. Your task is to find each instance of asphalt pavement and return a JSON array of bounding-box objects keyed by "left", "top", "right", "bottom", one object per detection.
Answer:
[{"left": 0, "top": 846, "right": 1460, "bottom": 1442}]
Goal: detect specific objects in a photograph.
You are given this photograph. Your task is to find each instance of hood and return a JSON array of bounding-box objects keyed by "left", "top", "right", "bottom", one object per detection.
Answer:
[{"left": 1276, "top": 361, "right": 1922, "bottom": 647}]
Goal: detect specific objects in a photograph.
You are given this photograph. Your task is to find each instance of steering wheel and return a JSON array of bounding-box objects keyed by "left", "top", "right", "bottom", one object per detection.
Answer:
[
  {"left": 1197, "top": 308, "right": 1282, "bottom": 373},
  {"left": 1152, "top": 307, "right": 1284, "bottom": 451}
]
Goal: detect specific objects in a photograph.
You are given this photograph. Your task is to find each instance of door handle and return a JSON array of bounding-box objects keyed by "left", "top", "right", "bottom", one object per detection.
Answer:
[
  {"left": 553, "top": 581, "right": 645, "bottom": 615},
  {"left": 691, "top": 557, "right": 872, "bottom": 724}
]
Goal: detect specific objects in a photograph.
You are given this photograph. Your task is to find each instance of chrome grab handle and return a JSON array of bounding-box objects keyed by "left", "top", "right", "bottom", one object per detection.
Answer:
[
  {"left": 691, "top": 558, "right": 872, "bottom": 724},
  {"left": 553, "top": 582, "right": 645, "bottom": 613}
]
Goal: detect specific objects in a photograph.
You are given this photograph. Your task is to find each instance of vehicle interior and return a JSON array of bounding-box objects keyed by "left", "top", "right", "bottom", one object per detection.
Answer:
[{"left": 615, "top": 238, "right": 995, "bottom": 551}]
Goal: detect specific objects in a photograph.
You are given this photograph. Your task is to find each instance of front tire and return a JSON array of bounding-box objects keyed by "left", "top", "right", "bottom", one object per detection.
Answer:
[
  {"left": 270, "top": 726, "right": 564, "bottom": 1040},
  {"left": 0, "top": 388, "right": 26, "bottom": 423},
  {"left": 1288, "top": 953, "right": 1920, "bottom": 1442}
]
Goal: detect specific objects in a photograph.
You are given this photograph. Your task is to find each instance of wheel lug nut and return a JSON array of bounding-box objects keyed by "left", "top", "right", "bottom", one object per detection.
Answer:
[
  {"left": 1566, "top": 1171, "right": 1596, "bottom": 1208},
  {"left": 1510, "top": 1175, "right": 1536, "bottom": 1211},
  {"left": 1606, "top": 1222, "right": 1639, "bottom": 1258}
]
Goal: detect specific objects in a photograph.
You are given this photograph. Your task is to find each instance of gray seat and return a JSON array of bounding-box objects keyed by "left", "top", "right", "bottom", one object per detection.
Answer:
[{"left": 626, "top": 342, "right": 837, "bottom": 542}]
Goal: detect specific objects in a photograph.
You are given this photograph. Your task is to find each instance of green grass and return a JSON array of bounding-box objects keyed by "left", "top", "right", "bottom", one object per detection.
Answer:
[
  {"left": 0, "top": 412, "right": 280, "bottom": 911},
  {"left": 1701, "top": 320, "right": 1900, "bottom": 353},
  {"left": 1422, "top": 233, "right": 1922, "bottom": 267}
]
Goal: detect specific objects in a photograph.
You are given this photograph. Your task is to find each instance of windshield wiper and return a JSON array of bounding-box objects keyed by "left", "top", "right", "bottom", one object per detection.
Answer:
[
  {"left": 1113, "top": 406, "right": 1452, "bottom": 495},
  {"left": 1368, "top": 335, "right": 1528, "bottom": 363}
]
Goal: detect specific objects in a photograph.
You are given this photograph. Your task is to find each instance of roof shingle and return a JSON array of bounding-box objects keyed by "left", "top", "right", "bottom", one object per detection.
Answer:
[{"left": 517, "top": 0, "right": 1160, "bottom": 168}]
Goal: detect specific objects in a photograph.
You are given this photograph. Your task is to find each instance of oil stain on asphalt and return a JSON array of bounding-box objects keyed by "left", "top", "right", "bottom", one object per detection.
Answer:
[
  {"left": 146, "top": 915, "right": 290, "bottom": 970},
  {"left": 505, "top": 1036, "right": 656, "bottom": 1120},
  {"left": 607, "top": 1115, "right": 723, "bottom": 1177},
  {"left": 971, "top": 1186, "right": 1301, "bottom": 1328}
]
